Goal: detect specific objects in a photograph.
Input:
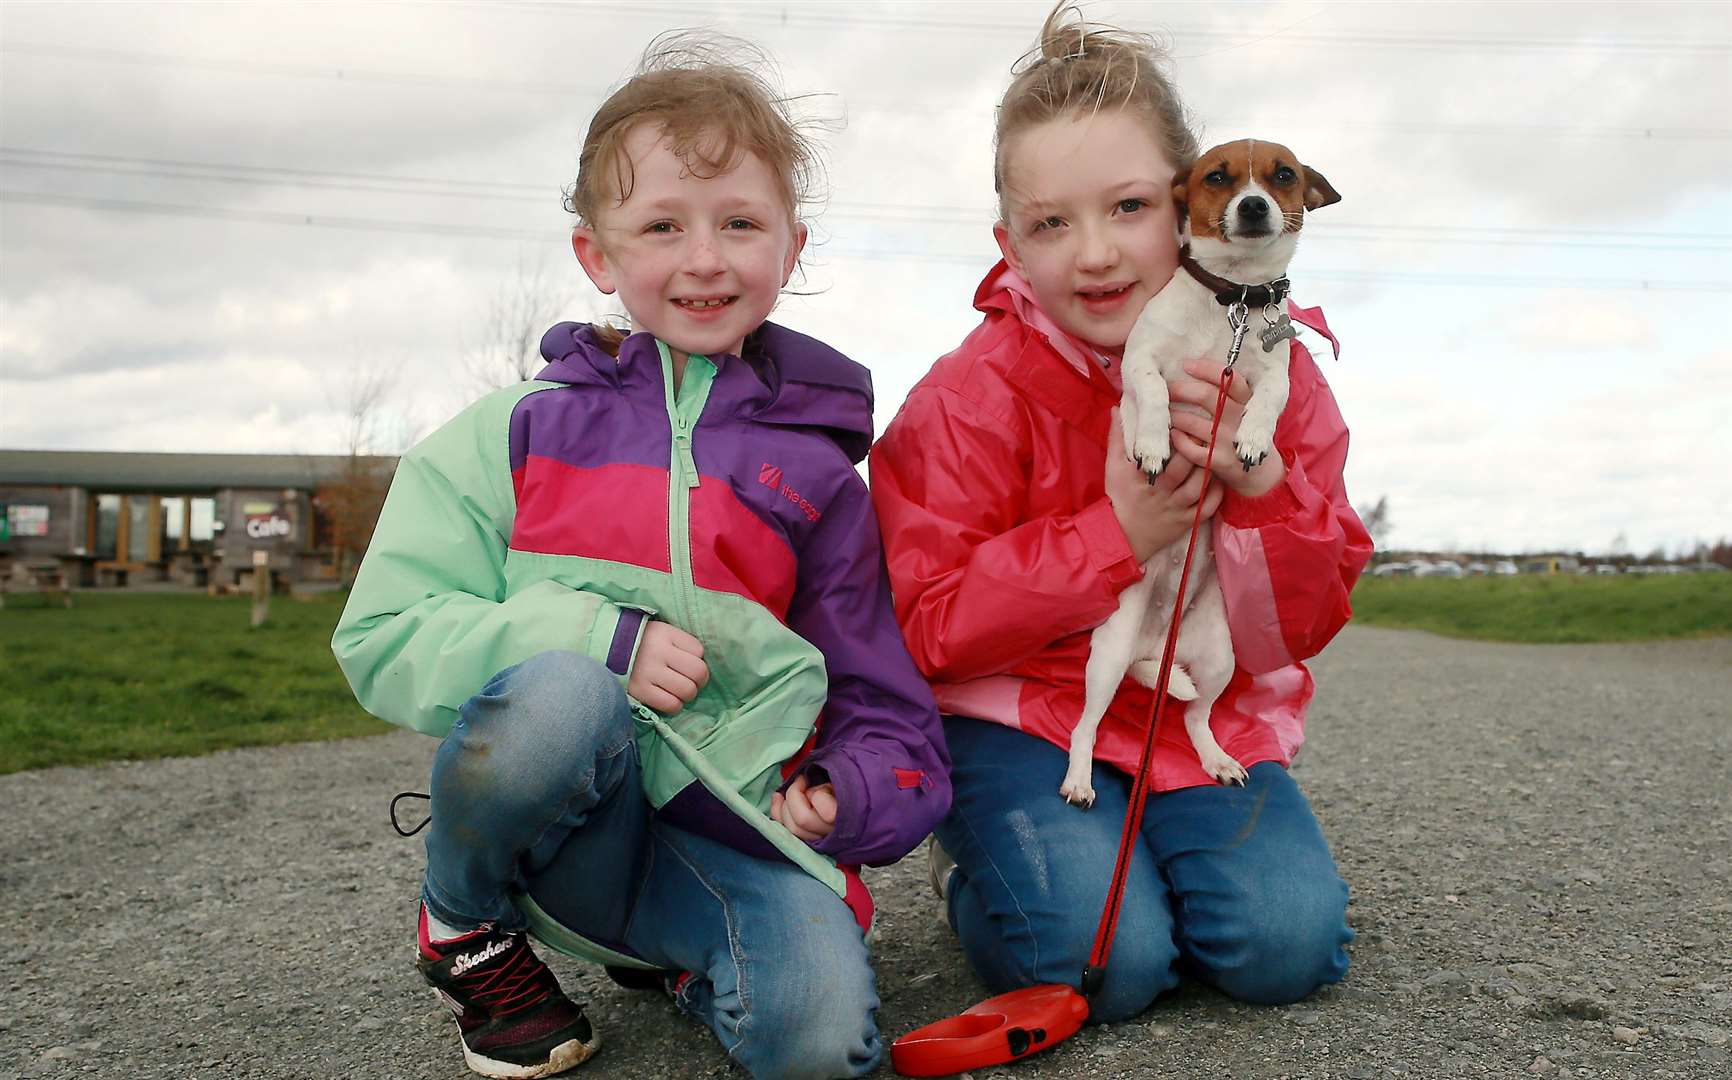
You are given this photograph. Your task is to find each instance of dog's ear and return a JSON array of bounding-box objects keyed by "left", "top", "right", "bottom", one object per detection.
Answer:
[{"left": 1302, "top": 165, "right": 1341, "bottom": 211}]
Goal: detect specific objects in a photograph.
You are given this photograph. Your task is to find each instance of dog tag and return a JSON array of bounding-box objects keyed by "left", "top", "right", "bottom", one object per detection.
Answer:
[{"left": 1259, "top": 313, "right": 1297, "bottom": 353}]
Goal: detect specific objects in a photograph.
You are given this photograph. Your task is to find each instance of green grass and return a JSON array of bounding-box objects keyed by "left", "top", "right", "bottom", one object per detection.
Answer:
[
  {"left": 1351, "top": 571, "right": 1732, "bottom": 643},
  {"left": 0, "top": 591, "right": 389, "bottom": 774}
]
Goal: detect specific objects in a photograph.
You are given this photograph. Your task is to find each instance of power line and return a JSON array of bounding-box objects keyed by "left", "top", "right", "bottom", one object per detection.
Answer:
[
  {"left": 6, "top": 148, "right": 1728, "bottom": 254},
  {"left": 6, "top": 188, "right": 1728, "bottom": 293},
  {"left": 4, "top": 41, "right": 1727, "bottom": 141},
  {"left": 498, "top": 1, "right": 1732, "bottom": 55}
]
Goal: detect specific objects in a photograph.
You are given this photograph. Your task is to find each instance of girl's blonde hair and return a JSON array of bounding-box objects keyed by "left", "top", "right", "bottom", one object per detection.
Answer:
[
  {"left": 994, "top": 3, "right": 1198, "bottom": 218},
  {"left": 564, "top": 32, "right": 820, "bottom": 229}
]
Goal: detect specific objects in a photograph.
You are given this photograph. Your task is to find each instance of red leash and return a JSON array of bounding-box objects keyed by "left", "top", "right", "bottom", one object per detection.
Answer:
[
  {"left": 893, "top": 360, "right": 1243, "bottom": 1076},
  {"left": 1084, "top": 364, "right": 1236, "bottom": 992}
]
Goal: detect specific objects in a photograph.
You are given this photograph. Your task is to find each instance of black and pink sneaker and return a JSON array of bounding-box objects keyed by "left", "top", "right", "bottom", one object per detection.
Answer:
[{"left": 416, "top": 906, "right": 600, "bottom": 1078}]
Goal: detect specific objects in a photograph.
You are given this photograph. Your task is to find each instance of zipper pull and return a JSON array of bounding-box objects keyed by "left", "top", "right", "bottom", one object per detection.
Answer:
[{"left": 676, "top": 434, "right": 699, "bottom": 488}]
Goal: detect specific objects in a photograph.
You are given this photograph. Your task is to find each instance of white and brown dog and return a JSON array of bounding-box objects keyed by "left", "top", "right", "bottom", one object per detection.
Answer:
[{"left": 1060, "top": 139, "right": 1340, "bottom": 807}]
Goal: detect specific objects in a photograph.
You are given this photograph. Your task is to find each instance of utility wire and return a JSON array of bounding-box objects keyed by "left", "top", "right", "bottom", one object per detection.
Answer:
[
  {"left": 5, "top": 149, "right": 1727, "bottom": 253},
  {"left": 6, "top": 189, "right": 1728, "bottom": 293},
  {"left": 497, "top": 0, "right": 1732, "bottom": 54},
  {"left": 3, "top": 42, "right": 1727, "bottom": 141}
]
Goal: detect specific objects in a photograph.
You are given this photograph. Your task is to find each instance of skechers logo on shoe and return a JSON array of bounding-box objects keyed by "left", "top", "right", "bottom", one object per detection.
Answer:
[
  {"left": 450, "top": 936, "right": 513, "bottom": 977},
  {"left": 758, "top": 463, "right": 821, "bottom": 522}
]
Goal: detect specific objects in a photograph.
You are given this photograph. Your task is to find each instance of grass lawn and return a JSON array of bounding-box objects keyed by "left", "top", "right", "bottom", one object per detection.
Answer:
[
  {"left": 0, "top": 590, "right": 388, "bottom": 775},
  {"left": 1350, "top": 571, "right": 1732, "bottom": 643}
]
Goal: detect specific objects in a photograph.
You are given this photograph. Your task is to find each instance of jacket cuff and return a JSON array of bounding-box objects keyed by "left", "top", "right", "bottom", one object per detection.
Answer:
[
  {"left": 1220, "top": 449, "right": 1304, "bottom": 529},
  {"left": 798, "top": 752, "right": 866, "bottom": 858},
  {"left": 1075, "top": 496, "right": 1144, "bottom": 591},
  {"left": 600, "top": 607, "right": 650, "bottom": 677}
]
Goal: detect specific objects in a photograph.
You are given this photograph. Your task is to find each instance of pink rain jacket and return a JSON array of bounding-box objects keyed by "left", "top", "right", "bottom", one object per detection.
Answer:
[{"left": 868, "top": 262, "right": 1373, "bottom": 790}]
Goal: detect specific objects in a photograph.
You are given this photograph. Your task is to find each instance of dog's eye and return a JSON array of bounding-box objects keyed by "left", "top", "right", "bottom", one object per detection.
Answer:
[
  {"left": 1273, "top": 167, "right": 1297, "bottom": 185},
  {"left": 1204, "top": 169, "right": 1231, "bottom": 186}
]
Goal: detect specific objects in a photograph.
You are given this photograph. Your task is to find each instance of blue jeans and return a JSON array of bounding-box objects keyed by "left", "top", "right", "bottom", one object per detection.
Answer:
[
  {"left": 935, "top": 716, "right": 1352, "bottom": 1023},
  {"left": 421, "top": 650, "right": 880, "bottom": 1080}
]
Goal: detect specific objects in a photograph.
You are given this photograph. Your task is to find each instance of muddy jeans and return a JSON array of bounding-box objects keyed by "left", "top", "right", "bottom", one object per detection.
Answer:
[{"left": 420, "top": 650, "right": 880, "bottom": 1080}]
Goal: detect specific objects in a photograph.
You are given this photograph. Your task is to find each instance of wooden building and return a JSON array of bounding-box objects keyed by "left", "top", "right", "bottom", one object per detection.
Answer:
[{"left": 0, "top": 449, "right": 397, "bottom": 590}]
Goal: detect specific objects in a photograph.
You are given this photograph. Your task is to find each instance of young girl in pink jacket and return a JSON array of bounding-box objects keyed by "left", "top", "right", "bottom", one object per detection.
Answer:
[{"left": 869, "top": 4, "right": 1372, "bottom": 1022}]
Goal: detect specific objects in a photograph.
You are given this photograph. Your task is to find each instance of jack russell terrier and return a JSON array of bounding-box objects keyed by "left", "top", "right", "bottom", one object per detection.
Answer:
[{"left": 1060, "top": 139, "right": 1340, "bottom": 807}]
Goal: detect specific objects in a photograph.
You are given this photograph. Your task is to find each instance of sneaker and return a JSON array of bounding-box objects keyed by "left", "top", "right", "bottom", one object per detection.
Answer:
[
  {"left": 417, "top": 906, "right": 600, "bottom": 1079},
  {"left": 926, "top": 835, "right": 957, "bottom": 901}
]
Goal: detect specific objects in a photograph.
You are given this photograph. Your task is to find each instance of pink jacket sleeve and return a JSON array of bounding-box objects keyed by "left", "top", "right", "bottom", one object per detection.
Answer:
[
  {"left": 1212, "top": 322, "right": 1373, "bottom": 674},
  {"left": 868, "top": 385, "right": 1144, "bottom": 683}
]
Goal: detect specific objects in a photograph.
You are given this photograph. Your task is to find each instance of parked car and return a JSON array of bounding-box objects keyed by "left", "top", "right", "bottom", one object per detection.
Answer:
[
  {"left": 1372, "top": 561, "right": 1416, "bottom": 577},
  {"left": 1417, "top": 561, "right": 1464, "bottom": 579},
  {"left": 1493, "top": 560, "right": 1519, "bottom": 575},
  {"left": 1465, "top": 562, "right": 1490, "bottom": 575}
]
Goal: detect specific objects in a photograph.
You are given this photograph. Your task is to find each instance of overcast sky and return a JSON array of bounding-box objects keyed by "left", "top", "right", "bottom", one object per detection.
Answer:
[{"left": 2, "top": 0, "right": 1728, "bottom": 557}]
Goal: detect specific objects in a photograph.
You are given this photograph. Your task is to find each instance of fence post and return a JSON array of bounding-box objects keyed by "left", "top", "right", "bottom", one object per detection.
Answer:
[{"left": 251, "top": 550, "right": 270, "bottom": 628}]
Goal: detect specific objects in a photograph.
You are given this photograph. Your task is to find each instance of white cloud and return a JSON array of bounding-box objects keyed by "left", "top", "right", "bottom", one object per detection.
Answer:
[{"left": 2, "top": 0, "right": 1728, "bottom": 555}]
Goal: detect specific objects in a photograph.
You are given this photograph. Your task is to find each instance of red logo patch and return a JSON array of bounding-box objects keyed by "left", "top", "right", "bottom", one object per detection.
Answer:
[{"left": 759, "top": 462, "right": 821, "bottom": 523}]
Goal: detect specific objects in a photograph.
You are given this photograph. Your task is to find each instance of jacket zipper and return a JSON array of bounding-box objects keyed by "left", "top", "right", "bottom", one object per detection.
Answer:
[{"left": 658, "top": 341, "right": 713, "bottom": 656}]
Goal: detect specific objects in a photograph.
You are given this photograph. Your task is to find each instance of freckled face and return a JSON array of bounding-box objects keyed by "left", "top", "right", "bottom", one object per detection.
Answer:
[
  {"left": 994, "top": 110, "right": 1182, "bottom": 355},
  {"left": 571, "top": 124, "right": 806, "bottom": 361}
]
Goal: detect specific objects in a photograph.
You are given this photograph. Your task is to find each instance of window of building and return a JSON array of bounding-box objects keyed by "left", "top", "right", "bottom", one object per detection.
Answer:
[
  {"left": 126, "top": 496, "right": 153, "bottom": 562},
  {"left": 94, "top": 494, "right": 120, "bottom": 559}
]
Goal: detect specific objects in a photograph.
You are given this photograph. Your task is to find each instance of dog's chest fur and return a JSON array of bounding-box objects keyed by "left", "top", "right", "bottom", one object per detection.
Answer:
[{"left": 1141, "top": 272, "right": 1286, "bottom": 393}]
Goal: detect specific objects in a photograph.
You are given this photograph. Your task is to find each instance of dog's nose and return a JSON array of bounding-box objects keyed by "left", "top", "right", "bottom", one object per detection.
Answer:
[{"left": 1238, "top": 196, "right": 1270, "bottom": 221}]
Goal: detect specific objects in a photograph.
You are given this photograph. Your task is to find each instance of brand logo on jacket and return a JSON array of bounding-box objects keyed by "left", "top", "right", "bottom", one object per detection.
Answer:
[{"left": 759, "top": 462, "right": 822, "bottom": 522}]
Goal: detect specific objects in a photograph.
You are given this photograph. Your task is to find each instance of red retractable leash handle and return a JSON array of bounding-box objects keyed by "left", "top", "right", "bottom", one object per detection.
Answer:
[{"left": 892, "top": 363, "right": 1241, "bottom": 1078}]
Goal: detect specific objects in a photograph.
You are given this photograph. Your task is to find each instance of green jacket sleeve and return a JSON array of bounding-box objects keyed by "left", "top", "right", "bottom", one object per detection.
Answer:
[{"left": 330, "top": 385, "right": 645, "bottom": 737}]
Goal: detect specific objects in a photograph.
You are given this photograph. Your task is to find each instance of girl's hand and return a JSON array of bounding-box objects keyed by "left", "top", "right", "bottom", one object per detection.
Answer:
[
  {"left": 627, "top": 621, "right": 709, "bottom": 714},
  {"left": 1167, "top": 360, "right": 1287, "bottom": 498},
  {"left": 1106, "top": 408, "right": 1224, "bottom": 563},
  {"left": 772, "top": 774, "right": 837, "bottom": 842}
]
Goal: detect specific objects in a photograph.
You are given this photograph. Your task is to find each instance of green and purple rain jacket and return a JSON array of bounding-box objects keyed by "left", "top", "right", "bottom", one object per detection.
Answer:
[{"left": 333, "top": 322, "right": 949, "bottom": 963}]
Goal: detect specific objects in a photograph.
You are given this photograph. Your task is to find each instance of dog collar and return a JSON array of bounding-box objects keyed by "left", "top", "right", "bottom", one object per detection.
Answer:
[{"left": 1179, "top": 246, "right": 1291, "bottom": 308}]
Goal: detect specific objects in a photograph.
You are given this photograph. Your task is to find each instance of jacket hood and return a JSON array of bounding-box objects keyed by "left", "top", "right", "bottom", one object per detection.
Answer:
[{"left": 536, "top": 320, "right": 877, "bottom": 463}]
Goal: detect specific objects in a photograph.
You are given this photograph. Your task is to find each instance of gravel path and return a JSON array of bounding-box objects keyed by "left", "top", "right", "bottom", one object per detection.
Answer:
[{"left": 5, "top": 626, "right": 1730, "bottom": 1080}]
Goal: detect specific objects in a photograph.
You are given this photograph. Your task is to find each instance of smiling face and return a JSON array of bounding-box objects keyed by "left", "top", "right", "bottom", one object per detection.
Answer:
[
  {"left": 994, "top": 110, "right": 1181, "bottom": 355},
  {"left": 571, "top": 123, "right": 806, "bottom": 361}
]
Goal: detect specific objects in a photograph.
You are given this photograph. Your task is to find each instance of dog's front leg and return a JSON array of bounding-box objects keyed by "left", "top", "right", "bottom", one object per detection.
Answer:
[
  {"left": 1121, "top": 304, "right": 1184, "bottom": 480},
  {"left": 1067, "top": 576, "right": 1155, "bottom": 807},
  {"left": 1233, "top": 354, "right": 1290, "bottom": 471}
]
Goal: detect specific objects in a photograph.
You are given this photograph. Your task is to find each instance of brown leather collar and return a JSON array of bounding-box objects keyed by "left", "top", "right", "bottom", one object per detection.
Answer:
[{"left": 1179, "top": 245, "right": 1291, "bottom": 308}]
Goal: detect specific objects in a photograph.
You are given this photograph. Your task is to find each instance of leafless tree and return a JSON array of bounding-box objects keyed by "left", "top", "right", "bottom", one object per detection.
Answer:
[
  {"left": 1357, "top": 494, "right": 1392, "bottom": 554},
  {"left": 313, "top": 362, "right": 415, "bottom": 588},
  {"left": 462, "top": 256, "right": 593, "bottom": 392}
]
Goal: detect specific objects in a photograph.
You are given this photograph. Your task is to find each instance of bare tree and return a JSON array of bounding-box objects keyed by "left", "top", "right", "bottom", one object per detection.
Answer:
[
  {"left": 462, "top": 256, "right": 592, "bottom": 393},
  {"left": 1357, "top": 494, "right": 1392, "bottom": 554},
  {"left": 314, "top": 363, "right": 413, "bottom": 588}
]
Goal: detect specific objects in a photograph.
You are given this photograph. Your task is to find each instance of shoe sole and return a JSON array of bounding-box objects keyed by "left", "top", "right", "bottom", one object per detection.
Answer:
[{"left": 462, "top": 1033, "right": 600, "bottom": 1079}]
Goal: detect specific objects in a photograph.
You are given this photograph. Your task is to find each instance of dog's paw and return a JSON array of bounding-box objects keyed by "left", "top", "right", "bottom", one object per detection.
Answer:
[
  {"left": 1199, "top": 749, "right": 1248, "bottom": 786},
  {"left": 1059, "top": 768, "right": 1097, "bottom": 808},
  {"left": 1233, "top": 438, "right": 1270, "bottom": 473},
  {"left": 1130, "top": 433, "right": 1173, "bottom": 483}
]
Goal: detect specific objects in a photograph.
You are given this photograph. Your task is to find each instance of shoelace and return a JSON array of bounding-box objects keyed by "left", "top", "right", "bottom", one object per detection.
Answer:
[
  {"left": 454, "top": 938, "right": 563, "bottom": 1018},
  {"left": 391, "top": 791, "right": 431, "bottom": 837}
]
